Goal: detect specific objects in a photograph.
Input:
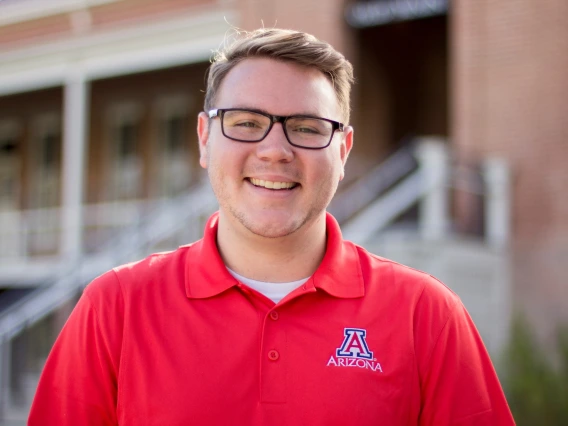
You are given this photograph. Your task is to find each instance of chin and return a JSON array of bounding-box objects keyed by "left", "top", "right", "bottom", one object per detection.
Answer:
[
  {"left": 244, "top": 219, "right": 300, "bottom": 239},
  {"left": 234, "top": 211, "right": 304, "bottom": 239}
]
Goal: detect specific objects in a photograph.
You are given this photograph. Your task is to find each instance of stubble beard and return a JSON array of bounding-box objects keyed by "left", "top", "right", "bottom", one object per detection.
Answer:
[{"left": 209, "top": 168, "right": 338, "bottom": 240}]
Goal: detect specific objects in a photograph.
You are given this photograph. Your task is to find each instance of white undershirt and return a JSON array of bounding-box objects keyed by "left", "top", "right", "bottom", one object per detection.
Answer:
[{"left": 227, "top": 268, "right": 310, "bottom": 303}]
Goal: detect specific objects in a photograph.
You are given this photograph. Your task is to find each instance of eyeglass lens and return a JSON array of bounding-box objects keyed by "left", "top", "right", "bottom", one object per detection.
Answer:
[{"left": 221, "top": 110, "right": 334, "bottom": 148}]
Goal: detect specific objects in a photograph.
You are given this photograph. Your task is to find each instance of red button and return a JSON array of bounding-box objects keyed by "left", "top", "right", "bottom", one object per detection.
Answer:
[
  {"left": 269, "top": 311, "right": 279, "bottom": 321},
  {"left": 268, "top": 350, "right": 279, "bottom": 361}
]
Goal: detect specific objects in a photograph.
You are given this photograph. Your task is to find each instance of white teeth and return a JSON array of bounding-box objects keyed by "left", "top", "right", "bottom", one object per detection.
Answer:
[{"left": 250, "top": 178, "right": 296, "bottom": 190}]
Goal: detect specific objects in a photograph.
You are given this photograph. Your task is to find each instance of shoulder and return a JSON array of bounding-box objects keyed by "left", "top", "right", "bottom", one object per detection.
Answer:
[
  {"left": 114, "top": 245, "right": 191, "bottom": 281},
  {"left": 352, "top": 243, "right": 464, "bottom": 350},
  {"left": 355, "top": 243, "right": 460, "bottom": 310},
  {"left": 84, "top": 245, "right": 193, "bottom": 304}
]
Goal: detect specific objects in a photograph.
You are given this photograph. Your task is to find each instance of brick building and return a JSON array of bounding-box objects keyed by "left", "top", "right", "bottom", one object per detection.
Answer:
[{"left": 0, "top": 0, "right": 566, "bottom": 421}]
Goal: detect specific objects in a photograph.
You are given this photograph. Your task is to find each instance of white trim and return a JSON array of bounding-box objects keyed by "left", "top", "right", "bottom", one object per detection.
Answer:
[
  {"left": 0, "top": 9, "right": 237, "bottom": 96},
  {"left": 0, "top": 65, "right": 68, "bottom": 97},
  {"left": 0, "top": 0, "right": 120, "bottom": 27}
]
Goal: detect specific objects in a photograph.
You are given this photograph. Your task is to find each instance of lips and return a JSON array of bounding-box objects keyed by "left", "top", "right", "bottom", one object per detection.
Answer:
[{"left": 248, "top": 178, "right": 298, "bottom": 190}]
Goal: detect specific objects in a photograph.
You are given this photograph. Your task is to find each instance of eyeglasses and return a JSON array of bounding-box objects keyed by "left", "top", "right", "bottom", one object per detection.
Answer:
[{"left": 208, "top": 108, "right": 345, "bottom": 149}]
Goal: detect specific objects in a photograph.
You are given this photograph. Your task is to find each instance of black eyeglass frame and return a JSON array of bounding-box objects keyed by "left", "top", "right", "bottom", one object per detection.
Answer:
[{"left": 208, "top": 108, "right": 345, "bottom": 150}]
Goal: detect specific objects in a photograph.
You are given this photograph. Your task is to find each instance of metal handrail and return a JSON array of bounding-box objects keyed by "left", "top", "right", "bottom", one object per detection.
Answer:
[
  {"left": 328, "top": 144, "right": 417, "bottom": 224},
  {"left": 0, "top": 180, "right": 217, "bottom": 341},
  {"left": 342, "top": 169, "right": 426, "bottom": 245}
]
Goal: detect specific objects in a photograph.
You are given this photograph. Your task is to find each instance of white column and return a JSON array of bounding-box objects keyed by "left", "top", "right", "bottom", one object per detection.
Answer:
[
  {"left": 61, "top": 73, "right": 89, "bottom": 261},
  {"left": 416, "top": 137, "right": 450, "bottom": 240},
  {"left": 483, "top": 158, "right": 510, "bottom": 249}
]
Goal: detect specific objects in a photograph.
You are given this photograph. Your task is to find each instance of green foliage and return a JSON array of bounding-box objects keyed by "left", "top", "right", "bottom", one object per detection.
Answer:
[{"left": 504, "top": 317, "right": 568, "bottom": 426}]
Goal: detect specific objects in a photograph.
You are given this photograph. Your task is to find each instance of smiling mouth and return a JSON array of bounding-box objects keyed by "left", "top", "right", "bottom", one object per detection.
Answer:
[{"left": 248, "top": 178, "right": 298, "bottom": 190}]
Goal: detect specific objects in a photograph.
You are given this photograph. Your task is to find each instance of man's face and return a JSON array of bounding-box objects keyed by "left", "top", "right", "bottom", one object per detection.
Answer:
[{"left": 198, "top": 58, "right": 353, "bottom": 239}]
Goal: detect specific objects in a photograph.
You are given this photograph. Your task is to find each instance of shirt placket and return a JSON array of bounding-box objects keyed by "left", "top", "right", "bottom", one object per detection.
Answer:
[{"left": 259, "top": 307, "right": 287, "bottom": 403}]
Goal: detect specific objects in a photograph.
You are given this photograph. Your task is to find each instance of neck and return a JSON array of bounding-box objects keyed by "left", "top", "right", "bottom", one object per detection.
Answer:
[{"left": 216, "top": 212, "right": 327, "bottom": 282}]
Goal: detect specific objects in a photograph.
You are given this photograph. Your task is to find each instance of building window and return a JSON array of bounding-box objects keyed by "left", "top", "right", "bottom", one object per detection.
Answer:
[
  {"left": 117, "top": 121, "right": 137, "bottom": 160},
  {"left": 153, "top": 95, "right": 191, "bottom": 198},
  {"left": 164, "top": 115, "right": 185, "bottom": 154},
  {"left": 105, "top": 102, "right": 143, "bottom": 201},
  {"left": 0, "top": 120, "right": 21, "bottom": 211},
  {"left": 30, "top": 113, "right": 61, "bottom": 209},
  {"left": 25, "top": 113, "right": 61, "bottom": 255}
]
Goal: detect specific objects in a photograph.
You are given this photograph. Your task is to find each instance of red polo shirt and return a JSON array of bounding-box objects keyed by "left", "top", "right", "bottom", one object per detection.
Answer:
[{"left": 29, "top": 212, "right": 515, "bottom": 425}]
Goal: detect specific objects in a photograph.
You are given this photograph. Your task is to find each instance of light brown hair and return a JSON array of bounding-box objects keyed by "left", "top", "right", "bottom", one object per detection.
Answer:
[{"left": 204, "top": 28, "right": 355, "bottom": 123}]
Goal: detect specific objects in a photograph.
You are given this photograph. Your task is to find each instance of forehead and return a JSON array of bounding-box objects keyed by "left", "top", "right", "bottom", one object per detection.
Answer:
[{"left": 215, "top": 58, "right": 341, "bottom": 119}]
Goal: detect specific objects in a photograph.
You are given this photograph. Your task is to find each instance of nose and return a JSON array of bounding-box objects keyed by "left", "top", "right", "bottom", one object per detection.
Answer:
[{"left": 255, "top": 122, "right": 294, "bottom": 163}]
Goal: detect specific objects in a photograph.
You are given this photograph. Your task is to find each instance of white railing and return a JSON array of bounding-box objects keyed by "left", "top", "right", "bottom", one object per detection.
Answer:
[
  {"left": 0, "top": 186, "right": 215, "bottom": 263},
  {"left": 0, "top": 180, "right": 218, "bottom": 340},
  {"left": 341, "top": 137, "right": 510, "bottom": 248},
  {"left": 0, "top": 207, "right": 60, "bottom": 259},
  {"left": 328, "top": 144, "right": 417, "bottom": 224},
  {"left": 341, "top": 169, "right": 426, "bottom": 243}
]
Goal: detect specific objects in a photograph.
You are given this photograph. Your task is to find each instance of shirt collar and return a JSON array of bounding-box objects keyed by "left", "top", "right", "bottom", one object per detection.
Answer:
[{"left": 185, "top": 212, "right": 364, "bottom": 299}]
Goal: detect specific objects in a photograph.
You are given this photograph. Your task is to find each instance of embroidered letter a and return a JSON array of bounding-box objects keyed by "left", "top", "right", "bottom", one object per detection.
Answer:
[{"left": 336, "top": 328, "right": 373, "bottom": 360}]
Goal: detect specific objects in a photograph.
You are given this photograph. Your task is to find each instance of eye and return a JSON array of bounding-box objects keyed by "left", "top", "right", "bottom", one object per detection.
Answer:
[
  {"left": 223, "top": 110, "right": 268, "bottom": 130},
  {"left": 295, "top": 126, "right": 321, "bottom": 134},
  {"left": 234, "top": 120, "right": 261, "bottom": 128},
  {"left": 288, "top": 118, "right": 330, "bottom": 136}
]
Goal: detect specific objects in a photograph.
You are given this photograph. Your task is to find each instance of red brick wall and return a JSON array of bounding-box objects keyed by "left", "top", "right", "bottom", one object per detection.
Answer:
[
  {"left": 236, "top": 0, "right": 355, "bottom": 58},
  {"left": 0, "top": 0, "right": 216, "bottom": 51},
  {"left": 451, "top": 0, "right": 568, "bottom": 343}
]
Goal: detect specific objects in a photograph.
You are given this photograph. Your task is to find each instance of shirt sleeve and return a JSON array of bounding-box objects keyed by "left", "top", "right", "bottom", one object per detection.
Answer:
[
  {"left": 28, "top": 271, "right": 124, "bottom": 426},
  {"left": 418, "top": 301, "right": 516, "bottom": 426}
]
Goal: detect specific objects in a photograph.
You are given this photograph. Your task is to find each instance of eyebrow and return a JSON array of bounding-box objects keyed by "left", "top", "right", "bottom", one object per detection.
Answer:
[{"left": 223, "top": 105, "right": 330, "bottom": 119}]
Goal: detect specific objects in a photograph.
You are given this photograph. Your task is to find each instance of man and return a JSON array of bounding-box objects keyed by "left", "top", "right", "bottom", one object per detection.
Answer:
[{"left": 29, "top": 28, "right": 515, "bottom": 425}]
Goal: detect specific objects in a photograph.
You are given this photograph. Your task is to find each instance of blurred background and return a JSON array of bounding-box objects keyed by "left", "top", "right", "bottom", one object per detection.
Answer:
[{"left": 0, "top": 0, "right": 566, "bottom": 424}]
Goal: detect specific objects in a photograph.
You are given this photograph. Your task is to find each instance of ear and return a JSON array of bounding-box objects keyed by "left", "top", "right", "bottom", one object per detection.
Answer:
[
  {"left": 339, "top": 126, "right": 354, "bottom": 181},
  {"left": 197, "top": 112, "right": 210, "bottom": 169}
]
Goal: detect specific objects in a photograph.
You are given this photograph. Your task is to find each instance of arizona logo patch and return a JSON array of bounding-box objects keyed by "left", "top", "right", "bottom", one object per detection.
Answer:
[{"left": 327, "top": 328, "right": 383, "bottom": 373}]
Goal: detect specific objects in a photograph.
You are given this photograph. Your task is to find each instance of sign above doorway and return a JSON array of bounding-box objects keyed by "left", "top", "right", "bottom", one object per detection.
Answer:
[{"left": 346, "top": 0, "right": 448, "bottom": 28}]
